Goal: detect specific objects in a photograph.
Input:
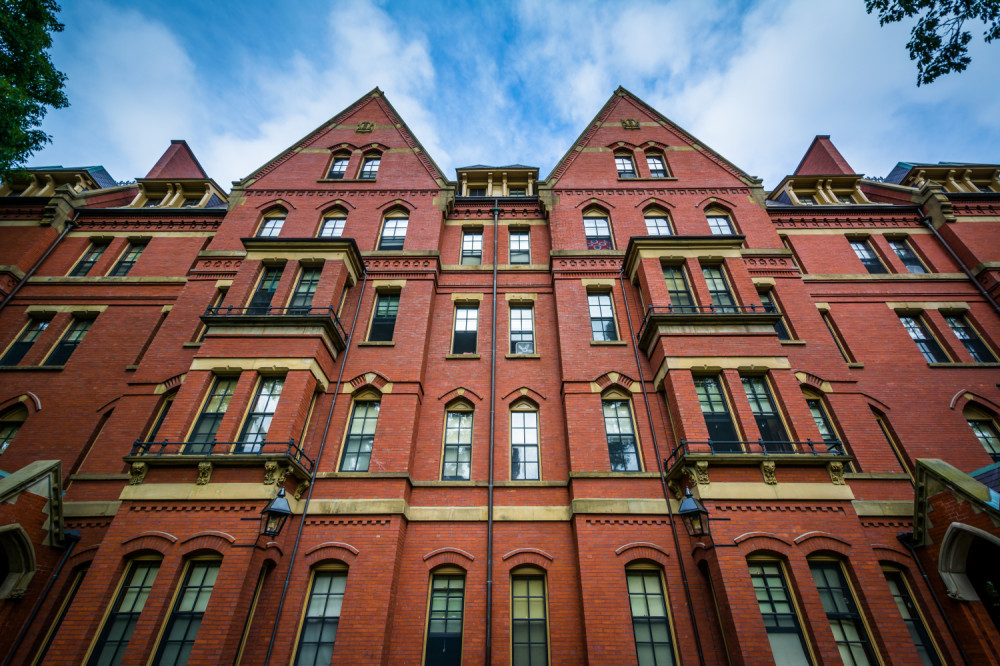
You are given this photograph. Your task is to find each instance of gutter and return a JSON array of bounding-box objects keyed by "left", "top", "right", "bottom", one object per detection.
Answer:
[
  {"left": 485, "top": 200, "right": 500, "bottom": 662},
  {"left": 0, "top": 212, "right": 77, "bottom": 313}
]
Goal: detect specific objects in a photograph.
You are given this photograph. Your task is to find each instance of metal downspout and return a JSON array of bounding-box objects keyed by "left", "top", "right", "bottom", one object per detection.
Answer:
[
  {"left": 619, "top": 269, "right": 706, "bottom": 666},
  {"left": 485, "top": 201, "right": 500, "bottom": 663},
  {"left": 264, "top": 268, "right": 368, "bottom": 665},
  {"left": 920, "top": 216, "right": 1000, "bottom": 316},
  {"left": 0, "top": 213, "right": 77, "bottom": 313}
]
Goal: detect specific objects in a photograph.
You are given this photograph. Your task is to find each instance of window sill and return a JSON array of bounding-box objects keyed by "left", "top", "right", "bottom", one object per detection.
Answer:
[
  {"left": 847, "top": 362, "right": 865, "bottom": 369},
  {"left": 928, "top": 362, "right": 1000, "bottom": 368},
  {"left": 359, "top": 341, "right": 395, "bottom": 347},
  {"left": 506, "top": 353, "right": 540, "bottom": 359},
  {"left": 0, "top": 365, "right": 63, "bottom": 371},
  {"left": 316, "top": 178, "right": 377, "bottom": 183},
  {"left": 591, "top": 340, "right": 627, "bottom": 346},
  {"left": 181, "top": 342, "right": 202, "bottom": 348},
  {"left": 445, "top": 353, "right": 480, "bottom": 360},
  {"left": 125, "top": 365, "right": 138, "bottom": 371},
  {"left": 618, "top": 176, "right": 678, "bottom": 182},
  {"left": 779, "top": 339, "right": 806, "bottom": 346}
]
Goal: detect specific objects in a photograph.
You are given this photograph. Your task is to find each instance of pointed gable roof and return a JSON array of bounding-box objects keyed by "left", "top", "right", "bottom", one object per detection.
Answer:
[
  {"left": 145, "top": 140, "right": 210, "bottom": 179},
  {"left": 545, "top": 86, "right": 758, "bottom": 186},
  {"left": 793, "top": 135, "right": 855, "bottom": 176},
  {"left": 240, "top": 88, "right": 446, "bottom": 186}
]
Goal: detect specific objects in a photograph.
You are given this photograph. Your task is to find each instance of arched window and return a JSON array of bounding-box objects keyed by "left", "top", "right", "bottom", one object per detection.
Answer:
[
  {"left": 424, "top": 566, "right": 466, "bottom": 663},
  {"left": 510, "top": 565, "right": 548, "bottom": 665},
  {"left": 0, "top": 405, "right": 27, "bottom": 454},
  {"left": 704, "top": 207, "right": 736, "bottom": 235},
  {"left": 87, "top": 556, "right": 161, "bottom": 664},
  {"left": 294, "top": 562, "right": 349, "bottom": 666},
  {"left": 378, "top": 209, "right": 408, "bottom": 251},
  {"left": 510, "top": 398, "right": 540, "bottom": 480},
  {"left": 625, "top": 562, "right": 677, "bottom": 666},
  {"left": 808, "top": 558, "right": 876, "bottom": 665},
  {"left": 326, "top": 152, "right": 351, "bottom": 180},
  {"left": 339, "top": 390, "right": 381, "bottom": 472},
  {"left": 602, "top": 389, "right": 641, "bottom": 472},
  {"left": 644, "top": 151, "right": 669, "bottom": 178},
  {"left": 442, "top": 399, "right": 473, "bottom": 481},
  {"left": 615, "top": 151, "right": 637, "bottom": 178},
  {"left": 881, "top": 566, "right": 943, "bottom": 665},
  {"left": 583, "top": 207, "right": 613, "bottom": 250},
  {"left": 643, "top": 207, "right": 673, "bottom": 236},
  {"left": 318, "top": 208, "right": 347, "bottom": 238},
  {"left": 802, "top": 390, "right": 844, "bottom": 455},
  {"left": 747, "top": 557, "right": 811, "bottom": 664},
  {"left": 153, "top": 557, "right": 222, "bottom": 665},
  {"left": 358, "top": 152, "right": 381, "bottom": 180},
  {"left": 256, "top": 208, "right": 286, "bottom": 238},
  {"left": 964, "top": 404, "right": 1000, "bottom": 461}
]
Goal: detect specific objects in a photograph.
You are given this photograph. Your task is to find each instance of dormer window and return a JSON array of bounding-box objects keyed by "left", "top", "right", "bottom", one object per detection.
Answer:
[
  {"left": 509, "top": 188, "right": 526, "bottom": 197},
  {"left": 797, "top": 194, "right": 817, "bottom": 205},
  {"left": 837, "top": 194, "right": 856, "bottom": 204},
  {"left": 646, "top": 154, "right": 668, "bottom": 178},
  {"left": 359, "top": 155, "right": 380, "bottom": 180},
  {"left": 615, "top": 154, "right": 637, "bottom": 179},
  {"left": 144, "top": 198, "right": 162, "bottom": 208},
  {"left": 181, "top": 196, "right": 201, "bottom": 208},
  {"left": 468, "top": 188, "right": 486, "bottom": 197},
  {"left": 327, "top": 155, "right": 349, "bottom": 179}
]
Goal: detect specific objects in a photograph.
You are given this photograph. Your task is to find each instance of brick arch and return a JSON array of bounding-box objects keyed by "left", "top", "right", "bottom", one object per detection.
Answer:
[
  {"left": 154, "top": 372, "right": 185, "bottom": 394},
  {"left": 501, "top": 387, "right": 546, "bottom": 405},
  {"left": 873, "top": 545, "right": 916, "bottom": 568},
  {"left": 605, "top": 140, "right": 640, "bottom": 151},
  {"left": 638, "top": 199, "right": 676, "bottom": 213},
  {"left": 121, "top": 531, "right": 177, "bottom": 556},
  {"left": 423, "top": 547, "right": 475, "bottom": 571},
  {"left": 735, "top": 532, "right": 794, "bottom": 557},
  {"left": 348, "top": 371, "right": 391, "bottom": 394},
  {"left": 696, "top": 196, "right": 738, "bottom": 211},
  {"left": 255, "top": 199, "right": 294, "bottom": 212},
  {"left": 68, "top": 544, "right": 100, "bottom": 568},
  {"left": 642, "top": 140, "right": 670, "bottom": 151},
  {"left": 437, "top": 387, "right": 484, "bottom": 404},
  {"left": 358, "top": 142, "right": 387, "bottom": 154},
  {"left": 317, "top": 201, "right": 354, "bottom": 215},
  {"left": 179, "top": 531, "right": 235, "bottom": 556},
  {"left": 305, "top": 541, "right": 359, "bottom": 566},
  {"left": 951, "top": 390, "right": 1000, "bottom": 414},
  {"left": 376, "top": 199, "right": 418, "bottom": 213},
  {"left": 579, "top": 201, "right": 614, "bottom": 215},
  {"left": 325, "top": 141, "right": 359, "bottom": 153},
  {"left": 615, "top": 542, "right": 670, "bottom": 568},
  {"left": 794, "top": 532, "right": 852, "bottom": 556},
  {"left": 0, "top": 392, "right": 40, "bottom": 415},
  {"left": 501, "top": 548, "right": 553, "bottom": 571},
  {"left": 594, "top": 371, "right": 636, "bottom": 394}
]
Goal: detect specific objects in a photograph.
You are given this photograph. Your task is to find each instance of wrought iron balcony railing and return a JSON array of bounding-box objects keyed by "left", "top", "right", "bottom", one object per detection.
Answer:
[
  {"left": 129, "top": 438, "right": 314, "bottom": 473},
  {"left": 664, "top": 438, "right": 847, "bottom": 469},
  {"left": 201, "top": 305, "right": 347, "bottom": 342}
]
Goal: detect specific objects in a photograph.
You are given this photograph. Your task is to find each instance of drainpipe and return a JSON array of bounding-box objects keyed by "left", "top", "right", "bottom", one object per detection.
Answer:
[
  {"left": 920, "top": 216, "right": 1000, "bottom": 316},
  {"left": 619, "top": 269, "right": 706, "bottom": 666},
  {"left": 0, "top": 211, "right": 77, "bottom": 313},
  {"left": 485, "top": 200, "right": 500, "bottom": 663},
  {"left": 264, "top": 267, "right": 367, "bottom": 665}
]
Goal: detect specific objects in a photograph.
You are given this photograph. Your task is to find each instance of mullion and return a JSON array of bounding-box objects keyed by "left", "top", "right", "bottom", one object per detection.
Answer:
[
  {"left": 443, "top": 411, "right": 472, "bottom": 480},
  {"left": 603, "top": 400, "right": 639, "bottom": 471},
  {"left": 1, "top": 318, "right": 48, "bottom": 365},
  {"left": 88, "top": 561, "right": 160, "bottom": 666},
  {"left": 237, "top": 378, "right": 283, "bottom": 452},
  {"left": 155, "top": 561, "right": 219, "bottom": 666},
  {"left": 341, "top": 402, "right": 379, "bottom": 472}
]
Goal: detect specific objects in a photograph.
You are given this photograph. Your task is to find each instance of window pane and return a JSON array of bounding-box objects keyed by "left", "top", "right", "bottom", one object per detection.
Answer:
[
  {"left": 695, "top": 376, "right": 739, "bottom": 449},
  {"left": 702, "top": 266, "right": 737, "bottom": 313},
  {"left": 510, "top": 307, "right": 535, "bottom": 354},
  {"left": 645, "top": 216, "right": 672, "bottom": 235},
  {"left": 851, "top": 240, "right": 887, "bottom": 274},
  {"left": 341, "top": 402, "right": 379, "bottom": 471},
  {"left": 369, "top": 293, "right": 399, "bottom": 341},
  {"left": 584, "top": 217, "right": 612, "bottom": 250},
  {"left": 511, "top": 410, "right": 539, "bottom": 480},
  {"left": 237, "top": 377, "right": 284, "bottom": 452},
  {"left": 741, "top": 376, "right": 790, "bottom": 448},
  {"left": 884, "top": 571, "right": 941, "bottom": 666},
  {"left": 452, "top": 307, "right": 478, "bottom": 354},
  {"left": 588, "top": 293, "right": 617, "bottom": 341},
  {"left": 378, "top": 218, "right": 407, "bottom": 250},
  {"left": 663, "top": 267, "right": 695, "bottom": 313},
  {"left": 510, "top": 230, "right": 530, "bottom": 264},
  {"left": 946, "top": 316, "right": 997, "bottom": 363},
  {"left": 89, "top": 561, "right": 160, "bottom": 666},
  {"left": 604, "top": 400, "right": 640, "bottom": 471},
  {"left": 462, "top": 231, "right": 483, "bottom": 265},
  {"left": 425, "top": 575, "right": 464, "bottom": 665},
  {"left": 296, "top": 571, "right": 346, "bottom": 666},
  {"left": 899, "top": 316, "right": 948, "bottom": 363},
  {"left": 707, "top": 215, "right": 733, "bottom": 235},
  {"left": 512, "top": 575, "right": 547, "bottom": 666},
  {"left": 890, "top": 239, "right": 927, "bottom": 273},
  {"left": 319, "top": 217, "right": 346, "bottom": 237},
  {"left": 749, "top": 562, "right": 810, "bottom": 666},
  {"left": 154, "top": 561, "right": 219, "bottom": 666},
  {"left": 628, "top": 571, "right": 675, "bottom": 666},
  {"left": 810, "top": 562, "right": 875, "bottom": 666}
]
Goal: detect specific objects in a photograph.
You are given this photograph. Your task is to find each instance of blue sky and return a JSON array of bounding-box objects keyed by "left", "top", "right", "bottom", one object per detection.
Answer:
[{"left": 32, "top": 0, "right": 1000, "bottom": 190}]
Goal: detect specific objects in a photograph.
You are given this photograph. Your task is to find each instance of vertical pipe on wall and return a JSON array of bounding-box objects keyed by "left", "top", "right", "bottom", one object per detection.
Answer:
[{"left": 485, "top": 201, "right": 500, "bottom": 663}]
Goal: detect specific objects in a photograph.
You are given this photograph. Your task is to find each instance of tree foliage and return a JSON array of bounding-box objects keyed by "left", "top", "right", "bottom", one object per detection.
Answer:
[
  {"left": 865, "top": 0, "right": 1000, "bottom": 85},
  {"left": 0, "top": 0, "right": 68, "bottom": 177}
]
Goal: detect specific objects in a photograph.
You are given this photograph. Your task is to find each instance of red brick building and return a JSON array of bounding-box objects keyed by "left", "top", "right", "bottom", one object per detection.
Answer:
[{"left": 1, "top": 87, "right": 999, "bottom": 665}]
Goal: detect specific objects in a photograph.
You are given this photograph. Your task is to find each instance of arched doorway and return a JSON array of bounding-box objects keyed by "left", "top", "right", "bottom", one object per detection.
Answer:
[
  {"left": 939, "top": 522, "right": 1000, "bottom": 631},
  {"left": 966, "top": 536, "right": 1000, "bottom": 631}
]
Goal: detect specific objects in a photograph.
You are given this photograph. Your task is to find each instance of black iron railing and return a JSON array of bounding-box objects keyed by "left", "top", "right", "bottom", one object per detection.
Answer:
[
  {"left": 664, "top": 438, "right": 846, "bottom": 468},
  {"left": 129, "top": 438, "right": 314, "bottom": 472},
  {"left": 203, "top": 305, "right": 347, "bottom": 340}
]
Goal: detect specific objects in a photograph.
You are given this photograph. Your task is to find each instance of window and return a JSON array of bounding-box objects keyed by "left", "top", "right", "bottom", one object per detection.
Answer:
[
  {"left": 340, "top": 400, "right": 379, "bottom": 472},
  {"left": 837, "top": 194, "right": 856, "bottom": 204},
  {"left": 87, "top": 559, "right": 160, "bottom": 666},
  {"left": 109, "top": 242, "right": 146, "bottom": 276},
  {"left": 889, "top": 239, "right": 927, "bottom": 273},
  {"left": 319, "top": 215, "right": 346, "bottom": 238},
  {"left": 1, "top": 318, "right": 49, "bottom": 365},
  {"left": 0, "top": 406, "right": 27, "bottom": 455},
  {"left": 443, "top": 407, "right": 473, "bottom": 481},
  {"left": 144, "top": 197, "right": 162, "bottom": 208},
  {"left": 187, "top": 377, "right": 237, "bottom": 453},
  {"left": 452, "top": 306, "right": 478, "bottom": 354},
  {"left": 359, "top": 155, "right": 380, "bottom": 180},
  {"left": 326, "top": 155, "right": 349, "bottom": 179},
  {"left": 289, "top": 267, "right": 321, "bottom": 314},
  {"left": 806, "top": 398, "right": 843, "bottom": 454},
  {"left": 663, "top": 266, "right": 695, "bottom": 313},
  {"left": 706, "top": 213, "right": 734, "bottom": 235},
  {"left": 69, "top": 241, "right": 108, "bottom": 276},
  {"left": 587, "top": 292, "right": 618, "bottom": 341},
  {"left": 461, "top": 230, "right": 482, "bottom": 265},
  {"left": 368, "top": 293, "right": 399, "bottom": 342},
  {"left": 646, "top": 154, "right": 668, "bottom": 178},
  {"left": 603, "top": 399, "right": 640, "bottom": 471},
  {"left": 511, "top": 573, "right": 547, "bottom": 666},
  {"left": 702, "top": 266, "right": 737, "bottom": 313},
  {"left": 147, "top": 393, "right": 175, "bottom": 442},
  {"left": 850, "top": 239, "right": 887, "bottom": 274},
  {"left": 510, "top": 306, "right": 534, "bottom": 354},
  {"left": 257, "top": 213, "right": 285, "bottom": 238},
  {"left": 873, "top": 409, "right": 911, "bottom": 477},
  {"left": 468, "top": 187, "right": 486, "bottom": 197},
  {"left": 181, "top": 196, "right": 201, "bottom": 208},
  {"left": 644, "top": 215, "right": 672, "bottom": 236},
  {"left": 741, "top": 376, "right": 790, "bottom": 449},
  {"left": 584, "top": 216, "right": 612, "bottom": 250},
  {"left": 509, "top": 229, "right": 530, "bottom": 264},
  {"left": 968, "top": 419, "right": 1000, "bottom": 461},
  {"left": 43, "top": 318, "right": 91, "bottom": 366},
  {"left": 378, "top": 215, "right": 407, "bottom": 250},
  {"left": 425, "top": 573, "right": 465, "bottom": 664},
  {"left": 883, "top": 569, "right": 942, "bottom": 666},
  {"left": 615, "top": 154, "right": 637, "bottom": 178},
  {"left": 810, "top": 561, "right": 875, "bottom": 666},
  {"left": 749, "top": 561, "right": 811, "bottom": 665},
  {"left": 154, "top": 560, "right": 220, "bottom": 666},
  {"left": 759, "top": 290, "right": 790, "bottom": 340},
  {"left": 237, "top": 377, "right": 283, "bottom": 453},
  {"left": 899, "top": 315, "right": 949, "bottom": 363},
  {"left": 627, "top": 568, "right": 675, "bottom": 666},
  {"left": 822, "top": 311, "right": 855, "bottom": 363},
  {"left": 798, "top": 194, "right": 818, "bottom": 205},
  {"left": 946, "top": 315, "right": 997, "bottom": 362},
  {"left": 509, "top": 188, "right": 526, "bottom": 197},
  {"left": 694, "top": 376, "right": 739, "bottom": 450},
  {"left": 248, "top": 266, "right": 283, "bottom": 314},
  {"left": 294, "top": 569, "right": 347, "bottom": 666},
  {"left": 511, "top": 402, "right": 539, "bottom": 480}
]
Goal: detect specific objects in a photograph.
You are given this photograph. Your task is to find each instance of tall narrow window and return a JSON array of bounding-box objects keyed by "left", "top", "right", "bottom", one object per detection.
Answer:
[
  {"left": 644, "top": 215, "right": 672, "bottom": 236},
  {"left": 511, "top": 573, "right": 548, "bottom": 666},
  {"left": 154, "top": 560, "right": 220, "bottom": 666},
  {"left": 369, "top": 293, "right": 399, "bottom": 341},
  {"left": 883, "top": 569, "right": 942, "bottom": 666},
  {"left": 69, "top": 241, "right": 108, "bottom": 276},
  {"left": 968, "top": 419, "right": 1000, "bottom": 461},
  {"left": 588, "top": 293, "right": 618, "bottom": 341},
  {"left": 627, "top": 569, "right": 675, "bottom": 666},
  {"left": 442, "top": 407, "right": 473, "bottom": 481},
  {"left": 461, "top": 230, "right": 483, "bottom": 265},
  {"left": 0, "top": 406, "right": 27, "bottom": 455},
  {"left": 326, "top": 155, "right": 349, "bottom": 179},
  {"left": 946, "top": 315, "right": 997, "bottom": 362},
  {"left": 806, "top": 398, "right": 843, "bottom": 454},
  {"left": 822, "top": 311, "right": 854, "bottom": 362},
  {"left": 603, "top": 399, "right": 640, "bottom": 471},
  {"left": 899, "top": 315, "right": 949, "bottom": 363},
  {"left": 749, "top": 561, "right": 811, "bottom": 665},
  {"left": 425, "top": 573, "right": 465, "bottom": 664},
  {"left": 695, "top": 376, "right": 739, "bottom": 451},
  {"left": 874, "top": 409, "right": 911, "bottom": 477},
  {"left": 295, "top": 569, "right": 347, "bottom": 666},
  {"left": 702, "top": 266, "right": 737, "bottom": 313},
  {"left": 810, "top": 561, "right": 875, "bottom": 666},
  {"left": 850, "top": 239, "right": 887, "bottom": 274},
  {"left": 510, "top": 306, "right": 535, "bottom": 354},
  {"left": 741, "top": 376, "right": 790, "bottom": 449},
  {"left": 646, "top": 154, "right": 668, "bottom": 178},
  {"left": 615, "top": 154, "right": 637, "bottom": 178},
  {"left": 706, "top": 213, "right": 734, "bottom": 235},
  {"left": 147, "top": 393, "right": 175, "bottom": 442},
  {"left": 510, "top": 229, "right": 530, "bottom": 264},
  {"left": 257, "top": 213, "right": 285, "bottom": 238},
  {"left": 187, "top": 377, "right": 237, "bottom": 453},
  {"left": 359, "top": 155, "right": 380, "bottom": 179},
  {"left": 237, "top": 377, "right": 283, "bottom": 453},
  {"left": 759, "top": 290, "right": 790, "bottom": 340},
  {"left": 511, "top": 403, "right": 539, "bottom": 480},
  {"left": 289, "top": 267, "right": 321, "bottom": 314},
  {"left": 109, "top": 242, "right": 146, "bottom": 276},
  {"left": 452, "top": 306, "right": 478, "bottom": 354},
  {"left": 663, "top": 266, "right": 695, "bottom": 313},
  {"left": 340, "top": 401, "right": 379, "bottom": 472},
  {"left": 319, "top": 215, "right": 346, "bottom": 238},
  {"left": 584, "top": 216, "right": 612, "bottom": 250},
  {"left": 378, "top": 215, "right": 407, "bottom": 250},
  {"left": 87, "top": 560, "right": 160, "bottom": 666},
  {"left": 889, "top": 238, "right": 927, "bottom": 273},
  {"left": 1, "top": 318, "right": 49, "bottom": 365},
  {"left": 248, "top": 266, "right": 283, "bottom": 314},
  {"left": 43, "top": 318, "right": 91, "bottom": 366}
]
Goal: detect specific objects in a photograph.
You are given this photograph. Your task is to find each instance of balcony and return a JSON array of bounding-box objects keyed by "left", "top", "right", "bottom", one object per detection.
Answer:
[
  {"left": 663, "top": 438, "right": 848, "bottom": 475},
  {"left": 638, "top": 304, "right": 782, "bottom": 346},
  {"left": 201, "top": 305, "right": 348, "bottom": 351},
  {"left": 125, "top": 438, "right": 314, "bottom": 478}
]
